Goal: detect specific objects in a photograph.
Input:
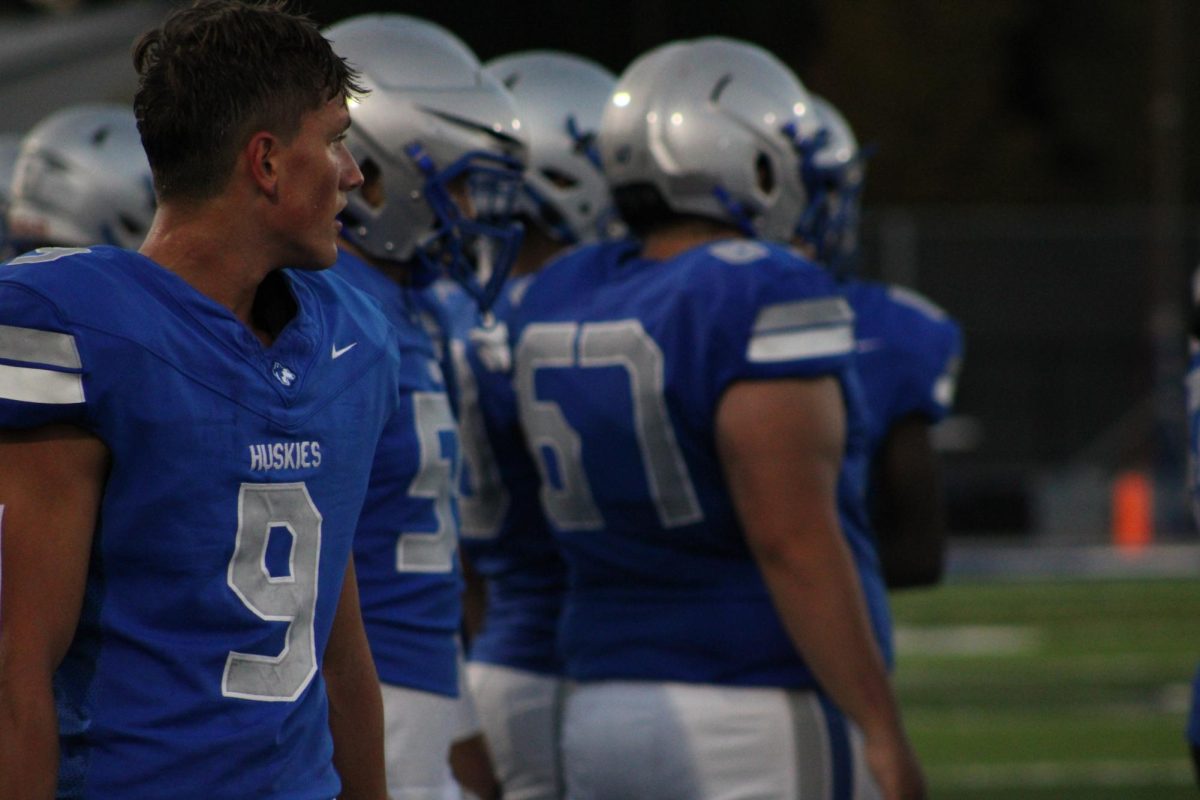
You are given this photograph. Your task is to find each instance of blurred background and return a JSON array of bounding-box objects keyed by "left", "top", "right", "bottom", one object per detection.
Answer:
[
  {"left": 3, "top": 0, "right": 1197, "bottom": 796},
  {"left": 6, "top": 0, "right": 1199, "bottom": 552}
]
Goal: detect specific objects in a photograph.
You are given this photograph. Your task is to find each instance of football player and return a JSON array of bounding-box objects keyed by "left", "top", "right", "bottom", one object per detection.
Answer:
[
  {"left": 801, "top": 95, "right": 963, "bottom": 590},
  {"left": 504, "top": 37, "right": 924, "bottom": 799},
  {"left": 0, "top": 2, "right": 402, "bottom": 797},
  {"left": 6, "top": 104, "right": 154, "bottom": 253},
  {"left": 449, "top": 49, "right": 619, "bottom": 800},
  {"left": 323, "top": 14, "right": 526, "bottom": 800}
]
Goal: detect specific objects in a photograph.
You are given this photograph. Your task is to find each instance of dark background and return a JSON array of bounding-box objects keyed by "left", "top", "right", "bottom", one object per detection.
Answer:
[
  {"left": 313, "top": 0, "right": 1190, "bottom": 209},
  {"left": 10, "top": 0, "right": 1199, "bottom": 539},
  {"left": 18, "top": 0, "right": 1192, "bottom": 206}
]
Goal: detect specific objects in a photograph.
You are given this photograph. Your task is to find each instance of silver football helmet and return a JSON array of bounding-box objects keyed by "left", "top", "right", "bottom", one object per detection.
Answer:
[
  {"left": 805, "top": 94, "right": 867, "bottom": 275},
  {"left": 600, "top": 37, "right": 822, "bottom": 242},
  {"left": 484, "top": 50, "right": 619, "bottom": 244},
  {"left": 0, "top": 132, "right": 22, "bottom": 257},
  {"left": 7, "top": 104, "right": 154, "bottom": 251},
  {"left": 325, "top": 14, "right": 527, "bottom": 310}
]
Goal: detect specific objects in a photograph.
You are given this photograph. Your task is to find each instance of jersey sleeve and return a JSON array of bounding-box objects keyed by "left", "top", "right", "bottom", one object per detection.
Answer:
[
  {"left": 0, "top": 281, "right": 89, "bottom": 430},
  {"left": 885, "top": 285, "right": 964, "bottom": 423},
  {"left": 698, "top": 243, "right": 856, "bottom": 407}
]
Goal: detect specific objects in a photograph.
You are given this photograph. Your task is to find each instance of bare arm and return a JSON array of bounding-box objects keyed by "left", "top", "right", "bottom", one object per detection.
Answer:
[
  {"left": 871, "top": 414, "right": 947, "bottom": 590},
  {"left": 323, "top": 558, "right": 388, "bottom": 800},
  {"left": 715, "top": 378, "right": 924, "bottom": 800},
  {"left": 0, "top": 425, "right": 108, "bottom": 800},
  {"left": 449, "top": 732, "right": 500, "bottom": 800}
]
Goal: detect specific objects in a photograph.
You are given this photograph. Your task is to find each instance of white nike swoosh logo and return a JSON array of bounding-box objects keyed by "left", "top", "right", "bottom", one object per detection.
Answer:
[{"left": 331, "top": 342, "right": 358, "bottom": 359}]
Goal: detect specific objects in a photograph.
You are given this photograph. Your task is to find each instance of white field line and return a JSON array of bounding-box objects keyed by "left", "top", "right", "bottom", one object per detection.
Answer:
[
  {"left": 933, "top": 759, "right": 1195, "bottom": 788},
  {"left": 894, "top": 624, "right": 1043, "bottom": 656}
]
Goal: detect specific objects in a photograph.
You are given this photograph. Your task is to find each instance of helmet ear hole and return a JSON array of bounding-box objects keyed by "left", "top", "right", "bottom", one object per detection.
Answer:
[
  {"left": 540, "top": 167, "right": 578, "bottom": 190},
  {"left": 117, "top": 213, "right": 144, "bottom": 237},
  {"left": 755, "top": 152, "right": 774, "bottom": 195}
]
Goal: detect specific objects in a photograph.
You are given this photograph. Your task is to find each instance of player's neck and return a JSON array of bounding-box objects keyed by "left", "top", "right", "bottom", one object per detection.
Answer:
[
  {"left": 641, "top": 219, "right": 743, "bottom": 261},
  {"left": 512, "top": 226, "right": 564, "bottom": 277},
  {"left": 140, "top": 201, "right": 283, "bottom": 343}
]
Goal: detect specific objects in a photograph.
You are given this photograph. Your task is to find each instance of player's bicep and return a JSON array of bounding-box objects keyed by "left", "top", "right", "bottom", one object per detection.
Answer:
[
  {"left": 0, "top": 424, "right": 107, "bottom": 673},
  {"left": 715, "top": 376, "right": 845, "bottom": 557}
]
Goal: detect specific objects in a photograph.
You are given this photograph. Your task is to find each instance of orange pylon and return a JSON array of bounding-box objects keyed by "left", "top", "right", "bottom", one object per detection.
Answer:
[{"left": 1111, "top": 470, "right": 1154, "bottom": 551}]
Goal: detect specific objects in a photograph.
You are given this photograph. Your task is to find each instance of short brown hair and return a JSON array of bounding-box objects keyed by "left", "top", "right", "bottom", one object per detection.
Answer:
[{"left": 132, "top": 0, "right": 365, "bottom": 201}]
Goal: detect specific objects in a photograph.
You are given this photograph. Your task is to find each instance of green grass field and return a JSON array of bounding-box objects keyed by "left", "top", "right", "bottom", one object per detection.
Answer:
[{"left": 890, "top": 577, "right": 1199, "bottom": 799}]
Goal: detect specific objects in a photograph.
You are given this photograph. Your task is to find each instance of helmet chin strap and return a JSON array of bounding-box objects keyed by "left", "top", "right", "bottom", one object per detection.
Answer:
[
  {"left": 711, "top": 185, "right": 758, "bottom": 238},
  {"left": 566, "top": 114, "right": 603, "bottom": 171}
]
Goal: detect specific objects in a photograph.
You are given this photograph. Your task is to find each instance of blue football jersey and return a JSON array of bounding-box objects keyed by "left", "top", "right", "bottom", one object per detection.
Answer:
[
  {"left": 0, "top": 246, "right": 402, "bottom": 799},
  {"left": 506, "top": 238, "right": 889, "bottom": 688},
  {"left": 841, "top": 280, "right": 962, "bottom": 461},
  {"left": 333, "top": 249, "right": 464, "bottom": 697},
  {"left": 439, "top": 278, "right": 566, "bottom": 676}
]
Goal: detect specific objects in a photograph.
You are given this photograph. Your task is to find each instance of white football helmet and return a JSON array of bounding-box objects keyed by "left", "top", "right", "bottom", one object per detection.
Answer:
[
  {"left": 325, "top": 14, "right": 527, "bottom": 310},
  {"left": 484, "top": 50, "right": 620, "bottom": 244},
  {"left": 0, "top": 132, "right": 22, "bottom": 257},
  {"left": 599, "top": 37, "right": 822, "bottom": 242},
  {"left": 7, "top": 104, "right": 154, "bottom": 251},
  {"left": 805, "top": 94, "right": 867, "bottom": 276}
]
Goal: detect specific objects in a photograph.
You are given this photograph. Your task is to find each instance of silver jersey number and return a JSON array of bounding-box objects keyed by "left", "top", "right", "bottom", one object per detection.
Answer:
[
  {"left": 224, "top": 482, "right": 322, "bottom": 702},
  {"left": 396, "top": 391, "right": 459, "bottom": 572},
  {"left": 515, "top": 319, "right": 702, "bottom": 531}
]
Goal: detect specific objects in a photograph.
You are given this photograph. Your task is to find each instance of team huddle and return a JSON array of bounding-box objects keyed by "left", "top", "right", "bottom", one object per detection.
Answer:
[{"left": 0, "top": 1, "right": 964, "bottom": 799}]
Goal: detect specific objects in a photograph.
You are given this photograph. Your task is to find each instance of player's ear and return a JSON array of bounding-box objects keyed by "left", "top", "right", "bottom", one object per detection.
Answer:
[{"left": 246, "top": 131, "right": 280, "bottom": 199}]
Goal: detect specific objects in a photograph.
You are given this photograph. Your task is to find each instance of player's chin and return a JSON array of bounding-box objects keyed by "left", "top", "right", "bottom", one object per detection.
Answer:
[
  {"left": 316, "top": 223, "right": 348, "bottom": 270},
  {"left": 292, "top": 237, "right": 340, "bottom": 272}
]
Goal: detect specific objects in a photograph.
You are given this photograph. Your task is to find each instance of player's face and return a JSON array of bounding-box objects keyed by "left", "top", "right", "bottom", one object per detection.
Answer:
[
  {"left": 277, "top": 97, "right": 363, "bottom": 269},
  {"left": 446, "top": 173, "right": 477, "bottom": 219}
]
